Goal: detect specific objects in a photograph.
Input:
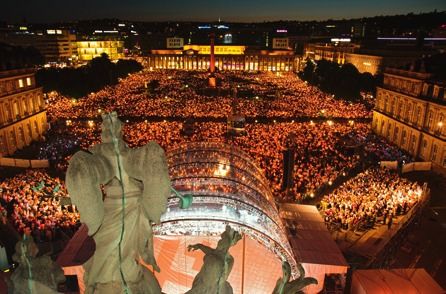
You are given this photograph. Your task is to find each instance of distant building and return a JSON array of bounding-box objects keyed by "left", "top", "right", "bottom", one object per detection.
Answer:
[
  {"left": 147, "top": 42, "right": 298, "bottom": 72},
  {"left": 303, "top": 42, "right": 430, "bottom": 75},
  {"left": 272, "top": 38, "right": 289, "bottom": 50},
  {"left": 0, "top": 29, "right": 77, "bottom": 63},
  {"left": 76, "top": 40, "right": 124, "bottom": 61},
  {"left": 166, "top": 37, "right": 184, "bottom": 49},
  {"left": 0, "top": 69, "right": 47, "bottom": 157},
  {"left": 303, "top": 42, "right": 358, "bottom": 64},
  {"left": 372, "top": 67, "right": 446, "bottom": 172}
]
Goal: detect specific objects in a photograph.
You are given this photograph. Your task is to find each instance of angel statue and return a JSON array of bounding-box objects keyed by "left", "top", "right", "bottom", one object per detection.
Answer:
[
  {"left": 66, "top": 112, "right": 171, "bottom": 294},
  {"left": 7, "top": 235, "right": 66, "bottom": 294},
  {"left": 186, "top": 225, "right": 242, "bottom": 294},
  {"left": 272, "top": 261, "right": 318, "bottom": 294}
]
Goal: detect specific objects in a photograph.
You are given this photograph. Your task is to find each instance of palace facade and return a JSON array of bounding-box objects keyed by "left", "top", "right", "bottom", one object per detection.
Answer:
[
  {"left": 147, "top": 45, "right": 298, "bottom": 72},
  {"left": 372, "top": 67, "right": 446, "bottom": 172},
  {"left": 0, "top": 69, "right": 47, "bottom": 157}
]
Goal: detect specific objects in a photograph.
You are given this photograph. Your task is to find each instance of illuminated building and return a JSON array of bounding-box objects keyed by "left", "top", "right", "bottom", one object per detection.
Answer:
[
  {"left": 0, "top": 29, "right": 77, "bottom": 63},
  {"left": 303, "top": 42, "right": 429, "bottom": 75},
  {"left": 0, "top": 69, "right": 47, "bottom": 156},
  {"left": 76, "top": 40, "right": 124, "bottom": 61},
  {"left": 372, "top": 67, "right": 446, "bottom": 172},
  {"left": 147, "top": 44, "right": 297, "bottom": 72}
]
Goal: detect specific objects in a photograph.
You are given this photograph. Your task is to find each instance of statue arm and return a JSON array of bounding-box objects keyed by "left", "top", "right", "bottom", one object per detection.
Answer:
[
  {"left": 66, "top": 151, "right": 113, "bottom": 236},
  {"left": 188, "top": 244, "right": 214, "bottom": 255}
]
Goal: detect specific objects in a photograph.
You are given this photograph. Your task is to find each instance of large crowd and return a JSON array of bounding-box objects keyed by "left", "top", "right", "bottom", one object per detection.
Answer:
[
  {"left": 320, "top": 168, "right": 423, "bottom": 231},
  {"left": 1, "top": 69, "right": 418, "bottom": 242},
  {"left": 0, "top": 170, "right": 79, "bottom": 242},
  {"left": 45, "top": 70, "right": 371, "bottom": 122}
]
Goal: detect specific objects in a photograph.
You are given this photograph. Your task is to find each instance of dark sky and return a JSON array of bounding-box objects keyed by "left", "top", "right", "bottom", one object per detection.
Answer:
[{"left": 1, "top": 0, "right": 445, "bottom": 23}]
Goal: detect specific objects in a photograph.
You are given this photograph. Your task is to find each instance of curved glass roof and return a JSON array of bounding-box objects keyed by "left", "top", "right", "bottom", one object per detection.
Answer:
[{"left": 155, "top": 141, "right": 296, "bottom": 274}]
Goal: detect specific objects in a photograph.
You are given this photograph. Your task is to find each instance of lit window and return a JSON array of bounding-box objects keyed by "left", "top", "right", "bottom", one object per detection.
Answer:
[
  {"left": 18, "top": 79, "right": 24, "bottom": 88},
  {"left": 26, "top": 77, "right": 32, "bottom": 86}
]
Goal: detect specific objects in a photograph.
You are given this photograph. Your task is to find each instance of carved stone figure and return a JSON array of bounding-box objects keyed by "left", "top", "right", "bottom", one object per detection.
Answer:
[
  {"left": 7, "top": 235, "right": 65, "bottom": 294},
  {"left": 272, "top": 261, "right": 318, "bottom": 294},
  {"left": 186, "top": 225, "right": 242, "bottom": 294},
  {"left": 66, "top": 112, "right": 171, "bottom": 294}
]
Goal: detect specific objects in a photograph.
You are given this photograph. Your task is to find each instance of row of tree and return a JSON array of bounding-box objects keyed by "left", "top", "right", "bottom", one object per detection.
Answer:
[
  {"left": 0, "top": 43, "right": 44, "bottom": 70},
  {"left": 36, "top": 53, "right": 142, "bottom": 98},
  {"left": 299, "top": 59, "right": 378, "bottom": 102}
]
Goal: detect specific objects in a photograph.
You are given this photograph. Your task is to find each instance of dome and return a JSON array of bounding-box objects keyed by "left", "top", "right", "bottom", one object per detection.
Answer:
[{"left": 152, "top": 141, "right": 297, "bottom": 293}]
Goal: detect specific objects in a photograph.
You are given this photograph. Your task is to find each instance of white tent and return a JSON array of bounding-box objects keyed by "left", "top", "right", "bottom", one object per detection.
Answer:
[{"left": 279, "top": 204, "right": 349, "bottom": 293}]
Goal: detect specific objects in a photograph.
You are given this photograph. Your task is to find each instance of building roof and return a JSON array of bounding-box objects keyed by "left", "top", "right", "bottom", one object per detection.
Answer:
[
  {"left": 352, "top": 268, "right": 444, "bottom": 294},
  {"left": 279, "top": 203, "right": 348, "bottom": 267}
]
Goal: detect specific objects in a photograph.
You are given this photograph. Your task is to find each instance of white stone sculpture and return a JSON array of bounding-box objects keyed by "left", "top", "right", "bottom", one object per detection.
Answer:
[{"left": 66, "top": 112, "right": 171, "bottom": 294}]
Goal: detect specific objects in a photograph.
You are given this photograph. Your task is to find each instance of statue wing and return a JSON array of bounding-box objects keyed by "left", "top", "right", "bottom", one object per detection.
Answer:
[
  {"left": 124, "top": 141, "right": 171, "bottom": 224},
  {"left": 66, "top": 150, "right": 113, "bottom": 236}
]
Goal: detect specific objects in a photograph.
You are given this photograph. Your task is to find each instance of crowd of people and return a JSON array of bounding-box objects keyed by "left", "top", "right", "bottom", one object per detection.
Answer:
[
  {"left": 320, "top": 168, "right": 423, "bottom": 232},
  {"left": 45, "top": 70, "right": 371, "bottom": 122},
  {"left": 1, "top": 69, "right": 419, "bottom": 241},
  {"left": 0, "top": 170, "right": 79, "bottom": 242}
]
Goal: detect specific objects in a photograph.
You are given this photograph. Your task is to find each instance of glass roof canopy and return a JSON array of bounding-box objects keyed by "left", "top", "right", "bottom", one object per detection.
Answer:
[{"left": 154, "top": 141, "right": 297, "bottom": 275}]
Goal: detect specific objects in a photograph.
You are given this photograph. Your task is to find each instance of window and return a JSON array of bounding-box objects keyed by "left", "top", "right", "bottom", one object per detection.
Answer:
[
  {"left": 416, "top": 106, "right": 422, "bottom": 126},
  {"left": 13, "top": 101, "right": 19, "bottom": 117},
  {"left": 18, "top": 79, "right": 24, "bottom": 88},
  {"left": 420, "top": 139, "right": 428, "bottom": 157},
  {"left": 26, "top": 77, "right": 32, "bottom": 86},
  {"left": 406, "top": 103, "right": 412, "bottom": 121},
  {"left": 431, "top": 144, "right": 438, "bottom": 161},
  {"left": 401, "top": 130, "right": 407, "bottom": 146},
  {"left": 410, "top": 135, "right": 417, "bottom": 153},
  {"left": 393, "top": 127, "right": 399, "bottom": 142},
  {"left": 22, "top": 99, "right": 27, "bottom": 114},
  {"left": 0, "top": 134, "right": 6, "bottom": 155},
  {"left": 427, "top": 111, "right": 434, "bottom": 129}
]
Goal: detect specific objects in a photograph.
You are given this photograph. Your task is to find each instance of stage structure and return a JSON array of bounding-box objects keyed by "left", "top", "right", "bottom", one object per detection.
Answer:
[{"left": 152, "top": 141, "right": 297, "bottom": 294}]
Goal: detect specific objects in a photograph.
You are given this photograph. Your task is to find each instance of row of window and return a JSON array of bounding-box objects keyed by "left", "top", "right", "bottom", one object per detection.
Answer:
[
  {"left": 0, "top": 118, "right": 43, "bottom": 156},
  {"left": 0, "top": 92, "right": 43, "bottom": 125},
  {"left": 377, "top": 90, "right": 445, "bottom": 137},
  {"left": 374, "top": 114, "right": 446, "bottom": 167}
]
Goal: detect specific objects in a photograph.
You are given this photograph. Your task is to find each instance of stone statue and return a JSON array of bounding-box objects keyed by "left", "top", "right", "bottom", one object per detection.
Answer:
[
  {"left": 66, "top": 112, "right": 171, "bottom": 294},
  {"left": 186, "top": 225, "right": 242, "bottom": 294},
  {"left": 7, "top": 235, "right": 65, "bottom": 294},
  {"left": 272, "top": 261, "right": 318, "bottom": 294}
]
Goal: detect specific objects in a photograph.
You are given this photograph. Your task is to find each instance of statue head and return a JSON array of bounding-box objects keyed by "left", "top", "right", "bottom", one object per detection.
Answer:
[
  {"left": 101, "top": 112, "right": 123, "bottom": 144},
  {"left": 216, "top": 225, "right": 242, "bottom": 251}
]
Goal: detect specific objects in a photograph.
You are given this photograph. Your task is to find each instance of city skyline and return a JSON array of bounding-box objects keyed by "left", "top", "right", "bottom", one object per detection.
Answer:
[{"left": 1, "top": 0, "right": 446, "bottom": 23}]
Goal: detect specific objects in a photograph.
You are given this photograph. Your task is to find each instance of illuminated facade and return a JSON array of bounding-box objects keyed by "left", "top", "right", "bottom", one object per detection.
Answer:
[
  {"left": 372, "top": 68, "right": 446, "bottom": 172},
  {"left": 0, "top": 69, "right": 47, "bottom": 157},
  {"left": 152, "top": 141, "right": 297, "bottom": 293},
  {"left": 303, "top": 43, "right": 358, "bottom": 65},
  {"left": 147, "top": 45, "right": 297, "bottom": 72},
  {"left": 76, "top": 40, "right": 124, "bottom": 61},
  {"left": 303, "top": 43, "right": 425, "bottom": 75}
]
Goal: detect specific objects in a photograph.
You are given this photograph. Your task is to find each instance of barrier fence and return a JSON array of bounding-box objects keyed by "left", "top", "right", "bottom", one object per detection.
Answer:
[{"left": 0, "top": 157, "right": 49, "bottom": 168}]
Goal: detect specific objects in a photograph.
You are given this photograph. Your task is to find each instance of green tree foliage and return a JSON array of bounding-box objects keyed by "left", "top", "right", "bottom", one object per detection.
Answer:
[
  {"left": 299, "top": 58, "right": 378, "bottom": 102},
  {"left": 36, "top": 54, "right": 142, "bottom": 98}
]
